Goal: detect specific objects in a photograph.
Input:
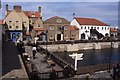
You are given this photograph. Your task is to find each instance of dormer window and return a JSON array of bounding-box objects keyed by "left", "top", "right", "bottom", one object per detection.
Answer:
[{"left": 32, "top": 14, "right": 35, "bottom": 17}]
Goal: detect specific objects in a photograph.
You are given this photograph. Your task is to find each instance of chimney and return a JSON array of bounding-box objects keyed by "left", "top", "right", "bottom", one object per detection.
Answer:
[
  {"left": 13, "top": 5, "right": 22, "bottom": 12},
  {"left": 6, "top": 4, "right": 8, "bottom": 12},
  {"left": 38, "top": 6, "right": 41, "bottom": 13}
]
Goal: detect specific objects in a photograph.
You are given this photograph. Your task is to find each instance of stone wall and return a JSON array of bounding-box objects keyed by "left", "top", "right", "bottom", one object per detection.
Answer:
[{"left": 40, "top": 41, "right": 120, "bottom": 52}]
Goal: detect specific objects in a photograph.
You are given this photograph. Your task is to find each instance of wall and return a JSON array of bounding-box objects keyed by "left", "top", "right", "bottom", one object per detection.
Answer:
[
  {"left": 6, "top": 10, "right": 29, "bottom": 31},
  {"left": 40, "top": 42, "right": 120, "bottom": 52},
  {"left": 70, "top": 19, "right": 110, "bottom": 40}
]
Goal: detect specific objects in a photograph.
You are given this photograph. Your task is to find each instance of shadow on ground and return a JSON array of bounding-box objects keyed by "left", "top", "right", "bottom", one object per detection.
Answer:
[{"left": 2, "top": 41, "right": 22, "bottom": 76}]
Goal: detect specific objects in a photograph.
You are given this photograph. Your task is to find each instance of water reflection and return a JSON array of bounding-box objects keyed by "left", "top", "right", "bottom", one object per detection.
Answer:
[{"left": 53, "top": 48, "right": 120, "bottom": 67}]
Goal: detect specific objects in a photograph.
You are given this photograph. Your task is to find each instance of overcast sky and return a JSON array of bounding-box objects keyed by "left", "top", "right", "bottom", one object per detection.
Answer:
[{"left": 0, "top": 1, "right": 119, "bottom": 27}]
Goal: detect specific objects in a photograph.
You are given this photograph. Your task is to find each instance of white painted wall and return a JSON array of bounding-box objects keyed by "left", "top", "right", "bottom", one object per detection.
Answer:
[{"left": 70, "top": 19, "right": 110, "bottom": 40}]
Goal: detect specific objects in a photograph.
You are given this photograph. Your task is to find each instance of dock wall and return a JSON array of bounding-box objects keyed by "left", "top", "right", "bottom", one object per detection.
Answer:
[{"left": 40, "top": 42, "right": 120, "bottom": 52}]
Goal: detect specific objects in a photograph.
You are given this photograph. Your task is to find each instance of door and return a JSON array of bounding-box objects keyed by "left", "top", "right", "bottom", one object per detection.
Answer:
[
  {"left": 57, "top": 34, "right": 61, "bottom": 41},
  {"left": 12, "top": 33, "right": 16, "bottom": 42},
  {"left": 81, "top": 33, "right": 85, "bottom": 40}
]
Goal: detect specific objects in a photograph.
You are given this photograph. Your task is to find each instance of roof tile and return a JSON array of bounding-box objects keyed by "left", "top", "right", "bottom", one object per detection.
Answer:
[
  {"left": 110, "top": 27, "right": 117, "bottom": 32},
  {"left": 33, "top": 28, "right": 45, "bottom": 31},
  {"left": 23, "top": 11, "right": 41, "bottom": 18},
  {"left": 69, "top": 26, "right": 79, "bottom": 31},
  {"left": 0, "top": 20, "right": 4, "bottom": 25},
  {"left": 75, "top": 17, "right": 109, "bottom": 26}
]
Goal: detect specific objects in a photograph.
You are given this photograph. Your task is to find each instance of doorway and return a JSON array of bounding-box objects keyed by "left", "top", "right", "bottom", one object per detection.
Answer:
[
  {"left": 81, "top": 33, "right": 85, "bottom": 40},
  {"left": 57, "top": 34, "right": 61, "bottom": 41}
]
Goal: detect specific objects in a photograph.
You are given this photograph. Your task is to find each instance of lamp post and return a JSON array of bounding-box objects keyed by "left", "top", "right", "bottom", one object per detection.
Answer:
[
  {"left": 69, "top": 53, "right": 83, "bottom": 71},
  {"left": 45, "top": 29, "right": 48, "bottom": 55},
  {"left": 108, "top": 37, "right": 112, "bottom": 73}
]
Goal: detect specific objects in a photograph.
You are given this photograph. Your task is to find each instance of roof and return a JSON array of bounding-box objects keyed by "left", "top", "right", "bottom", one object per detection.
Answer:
[
  {"left": 69, "top": 25, "right": 79, "bottom": 31},
  {"left": 45, "top": 16, "right": 60, "bottom": 21},
  {"left": 26, "top": 32, "right": 30, "bottom": 35},
  {"left": 6, "top": 10, "right": 41, "bottom": 18},
  {"left": 44, "top": 16, "right": 70, "bottom": 24},
  {"left": 75, "top": 17, "right": 109, "bottom": 26},
  {"left": 23, "top": 11, "right": 41, "bottom": 18},
  {"left": 110, "top": 27, "right": 117, "bottom": 32},
  {"left": 33, "top": 28, "right": 45, "bottom": 31},
  {"left": 0, "top": 20, "right": 4, "bottom": 25}
]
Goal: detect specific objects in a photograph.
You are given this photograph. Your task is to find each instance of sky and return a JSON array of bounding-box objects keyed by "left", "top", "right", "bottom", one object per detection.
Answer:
[
  {"left": 1, "top": 0, "right": 120, "bottom": 2},
  {"left": 0, "top": 1, "right": 119, "bottom": 27}
]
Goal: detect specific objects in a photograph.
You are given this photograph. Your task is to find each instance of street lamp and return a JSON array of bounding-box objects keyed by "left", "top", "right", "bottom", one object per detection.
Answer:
[
  {"left": 45, "top": 29, "right": 48, "bottom": 54},
  {"left": 108, "top": 37, "right": 112, "bottom": 73}
]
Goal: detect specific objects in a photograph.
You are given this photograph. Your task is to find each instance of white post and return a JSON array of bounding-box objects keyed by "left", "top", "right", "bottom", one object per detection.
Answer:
[
  {"left": 61, "top": 34, "right": 63, "bottom": 41},
  {"left": 75, "top": 53, "right": 77, "bottom": 71},
  {"left": 69, "top": 53, "right": 83, "bottom": 71},
  {"left": 35, "top": 37, "right": 39, "bottom": 44}
]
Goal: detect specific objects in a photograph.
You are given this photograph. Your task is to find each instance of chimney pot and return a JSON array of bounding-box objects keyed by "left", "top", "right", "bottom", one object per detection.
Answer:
[
  {"left": 38, "top": 6, "right": 41, "bottom": 13},
  {"left": 6, "top": 4, "right": 8, "bottom": 11},
  {"left": 13, "top": 5, "right": 22, "bottom": 12}
]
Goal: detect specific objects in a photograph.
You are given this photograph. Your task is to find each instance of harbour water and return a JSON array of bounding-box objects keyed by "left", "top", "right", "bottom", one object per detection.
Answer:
[{"left": 53, "top": 48, "right": 120, "bottom": 67}]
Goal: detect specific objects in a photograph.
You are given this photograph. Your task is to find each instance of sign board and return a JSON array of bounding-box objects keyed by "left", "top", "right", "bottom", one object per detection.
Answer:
[
  {"left": 69, "top": 53, "right": 83, "bottom": 71},
  {"left": 69, "top": 53, "right": 83, "bottom": 60}
]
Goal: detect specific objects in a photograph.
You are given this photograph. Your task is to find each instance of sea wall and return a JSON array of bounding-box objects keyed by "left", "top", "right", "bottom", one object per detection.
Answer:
[{"left": 40, "top": 41, "right": 120, "bottom": 52}]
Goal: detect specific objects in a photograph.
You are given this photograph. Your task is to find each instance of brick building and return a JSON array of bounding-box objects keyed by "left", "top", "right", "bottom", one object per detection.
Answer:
[{"left": 43, "top": 16, "right": 79, "bottom": 41}]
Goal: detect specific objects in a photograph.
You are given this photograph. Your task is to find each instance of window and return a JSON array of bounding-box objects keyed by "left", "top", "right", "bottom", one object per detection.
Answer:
[
  {"left": 88, "top": 27, "right": 90, "bottom": 29},
  {"left": 91, "top": 27, "right": 93, "bottom": 29},
  {"left": 94, "top": 27, "right": 96, "bottom": 29},
  {"left": 16, "top": 26, "right": 19, "bottom": 29},
  {"left": 50, "top": 35, "right": 53, "bottom": 37},
  {"left": 108, "top": 27, "right": 109, "bottom": 30},
  {"left": 81, "top": 26, "right": 83, "bottom": 30},
  {"left": 64, "top": 35, "right": 68, "bottom": 38},
  {"left": 38, "top": 24, "right": 40, "bottom": 27},
  {"left": 64, "top": 27, "right": 68, "bottom": 30},
  {"left": 9, "top": 26, "right": 12, "bottom": 29},
  {"left": 49, "top": 27, "right": 54, "bottom": 30},
  {"left": 16, "top": 21, "right": 18, "bottom": 23},
  {"left": 29, "top": 20, "right": 31, "bottom": 23},
  {"left": 49, "top": 25, "right": 54, "bottom": 30},
  {"left": 57, "top": 19, "right": 62, "bottom": 23},
  {"left": 9, "top": 21, "right": 12, "bottom": 22},
  {"left": 32, "top": 14, "right": 35, "bottom": 17},
  {"left": 105, "top": 27, "right": 106, "bottom": 30},
  {"left": 102, "top": 27, "right": 103, "bottom": 30},
  {"left": 85, "top": 26, "right": 86, "bottom": 30},
  {"left": 97, "top": 27, "right": 99, "bottom": 30},
  {"left": 23, "top": 21, "right": 26, "bottom": 23}
]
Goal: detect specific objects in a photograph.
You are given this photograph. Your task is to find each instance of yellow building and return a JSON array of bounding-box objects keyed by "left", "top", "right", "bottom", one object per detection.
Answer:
[{"left": 5, "top": 4, "right": 43, "bottom": 42}]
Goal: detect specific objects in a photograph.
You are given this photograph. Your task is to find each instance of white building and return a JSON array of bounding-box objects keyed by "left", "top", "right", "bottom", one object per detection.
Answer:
[{"left": 70, "top": 17, "right": 110, "bottom": 40}]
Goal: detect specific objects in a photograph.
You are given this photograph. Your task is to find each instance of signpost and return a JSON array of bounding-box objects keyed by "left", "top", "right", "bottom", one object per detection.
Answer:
[
  {"left": 69, "top": 53, "right": 83, "bottom": 71},
  {"left": 34, "top": 37, "right": 39, "bottom": 44}
]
